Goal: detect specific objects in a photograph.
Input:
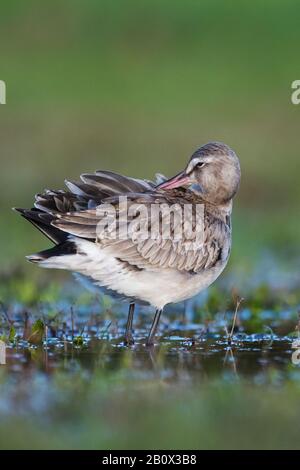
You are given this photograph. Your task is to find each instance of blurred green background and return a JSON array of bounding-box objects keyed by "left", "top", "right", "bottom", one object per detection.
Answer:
[
  {"left": 0, "top": 0, "right": 299, "bottom": 272},
  {"left": 0, "top": 0, "right": 300, "bottom": 451}
]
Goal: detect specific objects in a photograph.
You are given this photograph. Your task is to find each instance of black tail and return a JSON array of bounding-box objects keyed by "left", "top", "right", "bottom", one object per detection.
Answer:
[
  {"left": 26, "top": 241, "right": 77, "bottom": 263},
  {"left": 14, "top": 207, "right": 76, "bottom": 264},
  {"left": 13, "top": 207, "right": 68, "bottom": 245}
]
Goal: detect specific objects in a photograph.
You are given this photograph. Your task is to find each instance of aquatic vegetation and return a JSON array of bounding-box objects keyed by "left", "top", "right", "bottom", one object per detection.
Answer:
[
  {"left": 0, "top": 268, "right": 299, "bottom": 449},
  {"left": 1, "top": 0, "right": 300, "bottom": 450}
]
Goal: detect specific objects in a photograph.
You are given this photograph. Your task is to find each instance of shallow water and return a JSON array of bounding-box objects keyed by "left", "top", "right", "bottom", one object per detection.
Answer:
[
  {"left": 5, "top": 334, "right": 299, "bottom": 366},
  {"left": 1, "top": 321, "right": 299, "bottom": 396},
  {"left": 0, "top": 278, "right": 300, "bottom": 449}
]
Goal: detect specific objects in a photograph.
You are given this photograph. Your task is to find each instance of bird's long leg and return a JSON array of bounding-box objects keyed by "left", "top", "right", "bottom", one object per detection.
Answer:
[
  {"left": 124, "top": 302, "right": 135, "bottom": 346},
  {"left": 146, "top": 309, "right": 162, "bottom": 347}
]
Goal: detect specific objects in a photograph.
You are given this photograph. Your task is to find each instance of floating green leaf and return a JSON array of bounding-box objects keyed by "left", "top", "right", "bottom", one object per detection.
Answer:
[
  {"left": 28, "top": 319, "right": 45, "bottom": 345},
  {"left": 8, "top": 326, "right": 16, "bottom": 343}
]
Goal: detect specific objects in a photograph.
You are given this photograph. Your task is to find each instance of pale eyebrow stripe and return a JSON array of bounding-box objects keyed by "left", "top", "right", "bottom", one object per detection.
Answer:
[{"left": 186, "top": 157, "right": 202, "bottom": 174}]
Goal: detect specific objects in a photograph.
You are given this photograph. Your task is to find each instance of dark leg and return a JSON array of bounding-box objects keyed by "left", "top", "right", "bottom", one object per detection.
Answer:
[
  {"left": 146, "top": 309, "right": 162, "bottom": 347},
  {"left": 124, "top": 302, "right": 135, "bottom": 346}
]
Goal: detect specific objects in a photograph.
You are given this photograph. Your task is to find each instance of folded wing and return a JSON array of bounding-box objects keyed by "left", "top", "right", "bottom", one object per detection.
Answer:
[{"left": 52, "top": 192, "right": 230, "bottom": 273}]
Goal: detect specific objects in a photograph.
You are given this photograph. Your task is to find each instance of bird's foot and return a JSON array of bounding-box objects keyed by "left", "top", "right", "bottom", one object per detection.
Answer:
[{"left": 124, "top": 333, "right": 135, "bottom": 346}]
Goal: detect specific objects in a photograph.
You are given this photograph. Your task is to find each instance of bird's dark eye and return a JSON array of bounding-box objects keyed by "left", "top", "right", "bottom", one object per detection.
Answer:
[{"left": 196, "top": 161, "right": 206, "bottom": 168}]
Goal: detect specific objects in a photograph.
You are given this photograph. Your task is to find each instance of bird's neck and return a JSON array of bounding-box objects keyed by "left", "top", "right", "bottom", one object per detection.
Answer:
[{"left": 205, "top": 199, "right": 233, "bottom": 224}]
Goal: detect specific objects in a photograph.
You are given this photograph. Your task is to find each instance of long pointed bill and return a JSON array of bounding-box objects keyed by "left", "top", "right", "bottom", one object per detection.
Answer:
[{"left": 158, "top": 171, "right": 191, "bottom": 190}]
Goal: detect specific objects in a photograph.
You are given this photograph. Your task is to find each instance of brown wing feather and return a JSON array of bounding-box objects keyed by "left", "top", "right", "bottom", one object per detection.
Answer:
[
  {"left": 34, "top": 170, "right": 158, "bottom": 215},
  {"left": 17, "top": 170, "right": 162, "bottom": 245},
  {"left": 52, "top": 191, "right": 230, "bottom": 273}
]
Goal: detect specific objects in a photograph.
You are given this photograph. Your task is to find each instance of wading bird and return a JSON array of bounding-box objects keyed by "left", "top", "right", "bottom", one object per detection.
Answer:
[{"left": 15, "top": 142, "right": 240, "bottom": 346}]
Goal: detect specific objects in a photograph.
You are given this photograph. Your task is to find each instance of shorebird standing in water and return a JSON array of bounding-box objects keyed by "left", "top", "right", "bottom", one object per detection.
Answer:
[{"left": 15, "top": 142, "right": 240, "bottom": 346}]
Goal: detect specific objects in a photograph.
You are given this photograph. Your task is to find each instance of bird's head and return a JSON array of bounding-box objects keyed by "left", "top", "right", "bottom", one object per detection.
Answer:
[{"left": 158, "top": 142, "right": 241, "bottom": 205}]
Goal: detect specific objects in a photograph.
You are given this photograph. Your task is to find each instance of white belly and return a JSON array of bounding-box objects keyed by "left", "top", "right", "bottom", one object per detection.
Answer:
[{"left": 39, "top": 237, "right": 229, "bottom": 310}]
